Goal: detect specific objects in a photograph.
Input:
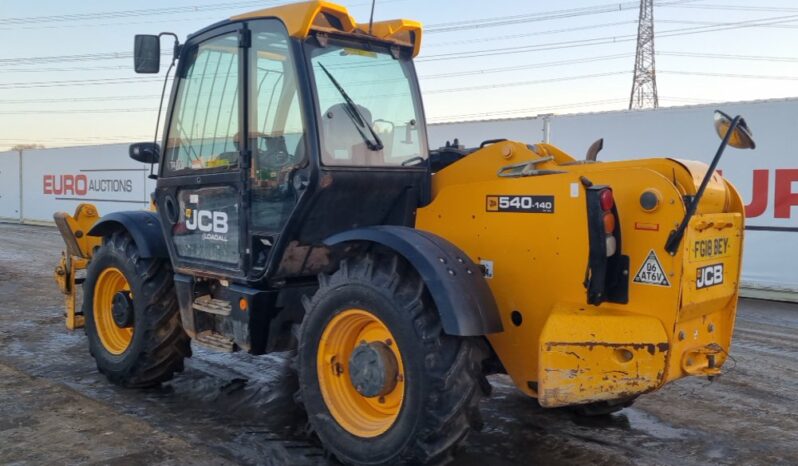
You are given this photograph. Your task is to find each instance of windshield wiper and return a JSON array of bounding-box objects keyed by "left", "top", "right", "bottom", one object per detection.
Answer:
[{"left": 317, "top": 63, "right": 384, "bottom": 151}]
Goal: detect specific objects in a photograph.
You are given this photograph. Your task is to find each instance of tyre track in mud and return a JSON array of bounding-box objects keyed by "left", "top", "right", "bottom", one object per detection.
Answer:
[{"left": 1, "top": 223, "right": 797, "bottom": 465}]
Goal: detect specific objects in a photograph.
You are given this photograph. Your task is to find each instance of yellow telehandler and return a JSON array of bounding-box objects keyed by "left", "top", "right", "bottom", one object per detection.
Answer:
[{"left": 54, "top": 1, "right": 755, "bottom": 463}]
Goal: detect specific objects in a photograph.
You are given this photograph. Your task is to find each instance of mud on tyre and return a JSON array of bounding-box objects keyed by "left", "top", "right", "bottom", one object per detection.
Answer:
[
  {"left": 298, "top": 253, "right": 488, "bottom": 465},
  {"left": 83, "top": 231, "right": 190, "bottom": 387}
]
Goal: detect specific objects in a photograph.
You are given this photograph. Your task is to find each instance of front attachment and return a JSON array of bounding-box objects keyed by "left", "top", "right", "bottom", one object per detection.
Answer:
[{"left": 53, "top": 203, "right": 102, "bottom": 330}]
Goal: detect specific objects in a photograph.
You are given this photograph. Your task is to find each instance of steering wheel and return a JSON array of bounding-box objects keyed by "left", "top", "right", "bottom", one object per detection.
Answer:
[{"left": 259, "top": 135, "right": 293, "bottom": 167}]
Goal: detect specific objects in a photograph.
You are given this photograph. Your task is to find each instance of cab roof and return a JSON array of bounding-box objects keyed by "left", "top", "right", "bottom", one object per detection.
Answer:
[{"left": 230, "top": 0, "right": 422, "bottom": 57}]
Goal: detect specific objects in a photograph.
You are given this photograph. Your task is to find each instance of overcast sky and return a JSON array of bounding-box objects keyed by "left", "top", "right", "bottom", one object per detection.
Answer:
[{"left": 1, "top": 0, "right": 797, "bottom": 151}]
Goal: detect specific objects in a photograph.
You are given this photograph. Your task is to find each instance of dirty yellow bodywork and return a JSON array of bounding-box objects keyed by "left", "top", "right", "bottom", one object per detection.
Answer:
[
  {"left": 232, "top": 0, "right": 422, "bottom": 56},
  {"left": 53, "top": 203, "right": 102, "bottom": 330},
  {"left": 416, "top": 141, "right": 744, "bottom": 407}
]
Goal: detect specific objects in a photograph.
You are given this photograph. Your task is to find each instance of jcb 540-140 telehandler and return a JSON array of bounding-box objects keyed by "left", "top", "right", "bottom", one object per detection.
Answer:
[{"left": 53, "top": 1, "right": 755, "bottom": 463}]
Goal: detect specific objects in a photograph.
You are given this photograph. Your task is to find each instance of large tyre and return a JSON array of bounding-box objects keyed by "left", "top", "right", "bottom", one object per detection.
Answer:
[
  {"left": 83, "top": 231, "right": 190, "bottom": 387},
  {"left": 298, "top": 254, "right": 487, "bottom": 465}
]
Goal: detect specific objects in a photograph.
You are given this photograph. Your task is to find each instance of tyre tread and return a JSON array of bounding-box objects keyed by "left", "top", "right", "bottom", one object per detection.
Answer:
[{"left": 84, "top": 231, "right": 190, "bottom": 388}]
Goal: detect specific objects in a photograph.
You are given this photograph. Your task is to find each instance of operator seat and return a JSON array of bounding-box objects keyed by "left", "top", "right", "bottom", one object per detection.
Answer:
[{"left": 321, "top": 103, "right": 384, "bottom": 166}]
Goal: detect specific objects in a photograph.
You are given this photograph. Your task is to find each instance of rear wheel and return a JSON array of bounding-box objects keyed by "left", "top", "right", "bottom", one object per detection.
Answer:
[
  {"left": 83, "top": 231, "right": 190, "bottom": 387},
  {"left": 298, "top": 254, "right": 487, "bottom": 465}
]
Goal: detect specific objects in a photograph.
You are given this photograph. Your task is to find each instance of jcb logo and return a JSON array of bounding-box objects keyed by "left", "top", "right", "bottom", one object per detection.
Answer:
[
  {"left": 185, "top": 209, "right": 228, "bottom": 233},
  {"left": 696, "top": 264, "right": 724, "bottom": 289}
]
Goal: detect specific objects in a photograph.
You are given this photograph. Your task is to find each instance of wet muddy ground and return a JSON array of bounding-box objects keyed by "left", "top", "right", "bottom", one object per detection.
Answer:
[{"left": 0, "top": 223, "right": 796, "bottom": 465}]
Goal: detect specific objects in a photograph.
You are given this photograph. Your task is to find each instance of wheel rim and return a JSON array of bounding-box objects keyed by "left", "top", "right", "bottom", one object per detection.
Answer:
[
  {"left": 93, "top": 267, "right": 133, "bottom": 355},
  {"left": 317, "top": 308, "right": 405, "bottom": 438}
]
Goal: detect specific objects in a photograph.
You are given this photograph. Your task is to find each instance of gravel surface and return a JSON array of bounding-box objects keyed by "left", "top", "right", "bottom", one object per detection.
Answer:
[{"left": 0, "top": 223, "right": 796, "bottom": 465}]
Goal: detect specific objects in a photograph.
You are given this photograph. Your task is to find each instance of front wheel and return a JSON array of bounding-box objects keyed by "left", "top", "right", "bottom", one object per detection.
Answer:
[
  {"left": 298, "top": 254, "right": 487, "bottom": 465},
  {"left": 83, "top": 231, "right": 190, "bottom": 387}
]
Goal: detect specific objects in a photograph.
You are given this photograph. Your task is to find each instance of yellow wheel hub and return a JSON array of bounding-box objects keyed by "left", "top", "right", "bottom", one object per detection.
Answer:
[
  {"left": 317, "top": 308, "right": 405, "bottom": 438},
  {"left": 93, "top": 267, "right": 133, "bottom": 355}
]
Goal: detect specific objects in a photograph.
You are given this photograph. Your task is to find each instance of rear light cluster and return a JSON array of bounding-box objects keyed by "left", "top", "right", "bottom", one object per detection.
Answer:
[
  {"left": 599, "top": 189, "right": 617, "bottom": 256},
  {"left": 584, "top": 184, "right": 628, "bottom": 305}
]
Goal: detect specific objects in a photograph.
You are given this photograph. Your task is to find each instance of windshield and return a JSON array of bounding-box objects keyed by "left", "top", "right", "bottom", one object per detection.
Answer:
[{"left": 309, "top": 41, "right": 427, "bottom": 167}]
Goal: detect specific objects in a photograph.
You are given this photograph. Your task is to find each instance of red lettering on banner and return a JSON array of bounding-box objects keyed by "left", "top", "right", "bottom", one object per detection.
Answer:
[
  {"left": 52, "top": 175, "right": 62, "bottom": 194},
  {"left": 744, "top": 169, "right": 769, "bottom": 218},
  {"left": 75, "top": 174, "right": 88, "bottom": 195},
  {"left": 775, "top": 169, "right": 798, "bottom": 219},
  {"left": 42, "top": 174, "right": 89, "bottom": 197},
  {"left": 63, "top": 176, "right": 74, "bottom": 195}
]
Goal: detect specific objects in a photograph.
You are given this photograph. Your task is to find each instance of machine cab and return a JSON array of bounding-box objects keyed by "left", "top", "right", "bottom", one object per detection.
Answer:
[{"left": 145, "top": 4, "right": 429, "bottom": 283}]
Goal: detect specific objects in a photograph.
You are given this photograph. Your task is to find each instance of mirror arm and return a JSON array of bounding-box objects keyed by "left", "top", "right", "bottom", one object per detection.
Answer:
[
  {"left": 664, "top": 115, "right": 741, "bottom": 256},
  {"left": 148, "top": 33, "right": 180, "bottom": 180},
  {"left": 158, "top": 32, "right": 181, "bottom": 61}
]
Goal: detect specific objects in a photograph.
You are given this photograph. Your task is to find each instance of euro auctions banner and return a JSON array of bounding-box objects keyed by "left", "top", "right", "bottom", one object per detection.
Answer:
[{"left": 21, "top": 144, "right": 154, "bottom": 223}]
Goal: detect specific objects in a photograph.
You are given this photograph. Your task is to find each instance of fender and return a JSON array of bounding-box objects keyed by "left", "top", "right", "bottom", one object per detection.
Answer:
[
  {"left": 87, "top": 210, "right": 169, "bottom": 258},
  {"left": 325, "top": 226, "right": 503, "bottom": 336}
]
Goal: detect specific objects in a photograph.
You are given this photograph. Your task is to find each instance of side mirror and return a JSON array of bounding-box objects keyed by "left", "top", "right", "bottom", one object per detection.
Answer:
[
  {"left": 714, "top": 110, "right": 756, "bottom": 150},
  {"left": 134, "top": 35, "right": 160, "bottom": 73},
  {"left": 129, "top": 142, "right": 160, "bottom": 164}
]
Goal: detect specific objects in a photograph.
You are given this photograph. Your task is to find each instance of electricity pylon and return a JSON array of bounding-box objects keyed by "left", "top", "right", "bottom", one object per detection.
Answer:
[{"left": 629, "top": 0, "right": 659, "bottom": 110}]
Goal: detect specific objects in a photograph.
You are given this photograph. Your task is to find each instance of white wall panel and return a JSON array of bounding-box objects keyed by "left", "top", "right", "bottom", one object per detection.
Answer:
[
  {"left": 21, "top": 144, "right": 154, "bottom": 223},
  {"left": 429, "top": 117, "right": 546, "bottom": 149},
  {"left": 0, "top": 151, "right": 20, "bottom": 220}
]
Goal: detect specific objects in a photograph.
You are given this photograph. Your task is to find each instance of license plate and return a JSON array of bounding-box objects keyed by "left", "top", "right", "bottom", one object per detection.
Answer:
[{"left": 690, "top": 236, "right": 732, "bottom": 263}]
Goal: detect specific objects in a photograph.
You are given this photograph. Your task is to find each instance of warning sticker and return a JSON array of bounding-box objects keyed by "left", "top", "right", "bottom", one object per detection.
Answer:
[{"left": 633, "top": 250, "right": 671, "bottom": 287}]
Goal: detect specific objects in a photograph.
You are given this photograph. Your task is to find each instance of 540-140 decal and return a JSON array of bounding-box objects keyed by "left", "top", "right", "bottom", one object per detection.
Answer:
[{"left": 486, "top": 195, "right": 555, "bottom": 213}]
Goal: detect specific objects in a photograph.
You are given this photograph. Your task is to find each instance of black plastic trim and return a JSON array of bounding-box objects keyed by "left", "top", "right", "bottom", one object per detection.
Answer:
[{"left": 87, "top": 210, "right": 169, "bottom": 258}]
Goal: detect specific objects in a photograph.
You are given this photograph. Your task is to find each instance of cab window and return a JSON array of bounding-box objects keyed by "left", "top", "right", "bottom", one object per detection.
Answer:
[
  {"left": 165, "top": 33, "right": 241, "bottom": 172},
  {"left": 309, "top": 42, "right": 426, "bottom": 167},
  {"left": 249, "top": 20, "right": 308, "bottom": 233}
]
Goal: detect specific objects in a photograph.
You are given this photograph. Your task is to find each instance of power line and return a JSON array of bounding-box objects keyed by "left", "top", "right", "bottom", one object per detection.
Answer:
[
  {"left": 661, "top": 3, "right": 798, "bottom": 13},
  {"left": 0, "top": 135, "right": 152, "bottom": 142},
  {"left": 423, "top": 0, "right": 697, "bottom": 34},
  {"left": 661, "top": 70, "right": 798, "bottom": 80},
  {"left": 425, "top": 20, "right": 637, "bottom": 48},
  {"left": 659, "top": 18, "right": 798, "bottom": 29},
  {"left": 422, "top": 54, "right": 632, "bottom": 80},
  {"left": 0, "top": 0, "right": 395, "bottom": 31},
  {"left": 0, "top": 108, "right": 157, "bottom": 115},
  {"left": 658, "top": 51, "right": 798, "bottom": 62},
  {"left": 0, "top": 77, "right": 166, "bottom": 90},
  {"left": 0, "top": 1, "right": 273, "bottom": 25},
  {"left": 417, "top": 13, "right": 798, "bottom": 62},
  {"left": 427, "top": 99, "right": 630, "bottom": 123},
  {"left": 2, "top": 65, "right": 135, "bottom": 74},
  {"left": 0, "top": 95, "right": 161, "bottom": 105},
  {"left": 2, "top": 10, "right": 795, "bottom": 69},
  {"left": 425, "top": 71, "right": 628, "bottom": 95}
]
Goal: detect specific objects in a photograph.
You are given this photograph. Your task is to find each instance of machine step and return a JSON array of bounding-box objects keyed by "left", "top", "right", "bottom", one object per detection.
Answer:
[
  {"left": 194, "top": 330, "right": 235, "bottom": 352},
  {"left": 192, "top": 295, "right": 232, "bottom": 316}
]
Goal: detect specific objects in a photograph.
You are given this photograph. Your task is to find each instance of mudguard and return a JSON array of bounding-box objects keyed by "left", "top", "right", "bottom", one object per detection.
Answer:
[
  {"left": 87, "top": 211, "right": 169, "bottom": 258},
  {"left": 325, "top": 226, "right": 503, "bottom": 336}
]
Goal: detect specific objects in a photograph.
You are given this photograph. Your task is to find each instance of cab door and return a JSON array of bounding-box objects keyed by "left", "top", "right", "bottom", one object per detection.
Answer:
[
  {"left": 245, "top": 19, "right": 311, "bottom": 276},
  {"left": 155, "top": 23, "right": 249, "bottom": 277}
]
